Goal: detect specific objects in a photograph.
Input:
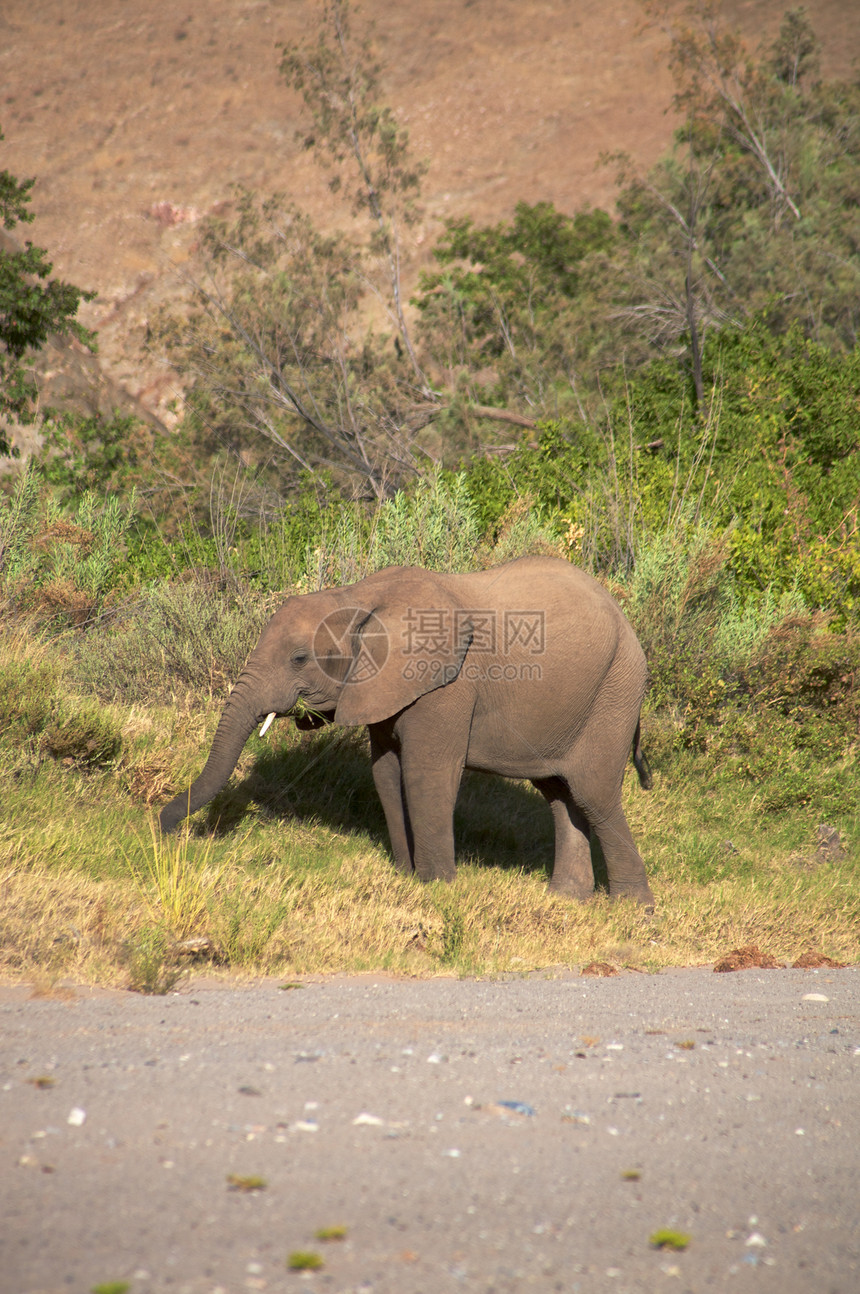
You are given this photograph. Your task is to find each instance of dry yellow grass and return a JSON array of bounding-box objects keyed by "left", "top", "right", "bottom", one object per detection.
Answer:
[
  {"left": 0, "top": 863, "right": 137, "bottom": 986},
  {"left": 1, "top": 838, "right": 856, "bottom": 990}
]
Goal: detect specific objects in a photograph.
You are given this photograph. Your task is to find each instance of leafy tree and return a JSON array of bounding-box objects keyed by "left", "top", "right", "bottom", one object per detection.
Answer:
[
  {"left": 0, "top": 132, "right": 95, "bottom": 454},
  {"left": 612, "top": 6, "right": 860, "bottom": 397},
  {"left": 415, "top": 202, "right": 616, "bottom": 430},
  {"left": 160, "top": 1, "right": 551, "bottom": 499},
  {"left": 156, "top": 2, "right": 439, "bottom": 502},
  {"left": 154, "top": 191, "right": 426, "bottom": 502},
  {"left": 279, "top": 0, "right": 427, "bottom": 380}
]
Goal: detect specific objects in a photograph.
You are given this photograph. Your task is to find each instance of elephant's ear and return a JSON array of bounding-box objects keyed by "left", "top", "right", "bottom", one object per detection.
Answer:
[{"left": 334, "top": 577, "right": 472, "bottom": 727}]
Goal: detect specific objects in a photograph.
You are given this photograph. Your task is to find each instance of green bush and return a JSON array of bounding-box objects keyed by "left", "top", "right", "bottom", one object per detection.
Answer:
[
  {"left": 736, "top": 616, "right": 860, "bottom": 747},
  {"left": 40, "top": 705, "right": 122, "bottom": 769},
  {"left": 0, "top": 651, "right": 120, "bottom": 769},
  {"left": 0, "top": 655, "right": 59, "bottom": 741},
  {"left": 460, "top": 423, "right": 591, "bottom": 535},
  {"left": 0, "top": 468, "right": 137, "bottom": 628},
  {"left": 643, "top": 601, "right": 859, "bottom": 800},
  {"left": 72, "top": 577, "right": 271, "bottom": 704},
  {"left": 616, "top": 321, "right": 860, "bottom": 614}
]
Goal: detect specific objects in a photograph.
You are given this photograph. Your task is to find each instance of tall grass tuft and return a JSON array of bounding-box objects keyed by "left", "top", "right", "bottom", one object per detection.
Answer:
[
  {"left": 126, "top": 818, "right": 225, "bottom": 940},
  {"left": 0, "top": 465, "right": 41, "bottom": 590}
]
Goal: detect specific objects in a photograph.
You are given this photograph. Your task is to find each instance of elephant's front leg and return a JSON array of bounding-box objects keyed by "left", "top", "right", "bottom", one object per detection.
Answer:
[
  {"left": 399, "top": 760, "right": 461, "bottom": 881},
  {"left": 369, "top": 725, "right": 413, "bottom": 875},
  {"left": 396, "top": 700, "right": 470, "bottom": 882}
]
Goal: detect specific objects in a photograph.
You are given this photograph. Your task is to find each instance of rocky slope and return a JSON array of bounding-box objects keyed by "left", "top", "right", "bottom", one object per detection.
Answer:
[{"left": 1, "top": 0, "right": 857, "bottom": 437}]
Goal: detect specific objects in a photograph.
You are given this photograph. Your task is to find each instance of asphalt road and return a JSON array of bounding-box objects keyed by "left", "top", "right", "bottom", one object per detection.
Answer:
[{"left": 2, "top": 968, "right": 858, "bottom": 1294}]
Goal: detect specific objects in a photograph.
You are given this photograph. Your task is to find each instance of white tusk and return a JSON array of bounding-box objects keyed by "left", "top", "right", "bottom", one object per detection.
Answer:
[{"left": 259, "top": 712, "right": 276, "bottom": 737}]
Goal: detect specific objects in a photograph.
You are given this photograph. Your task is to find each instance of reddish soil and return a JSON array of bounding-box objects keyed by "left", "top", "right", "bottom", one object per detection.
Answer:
[
  {"left": 713, "top": 945, "right": 785, "bottom": 972},
  {"left": 792, "top": 950, "right": 848, "bottom": 969},
  {"left": 581, "top": 960, "right": 620, "bottom": 977},
  {"left": 1, "top": 0, "right": 857, "bottom": 432}
]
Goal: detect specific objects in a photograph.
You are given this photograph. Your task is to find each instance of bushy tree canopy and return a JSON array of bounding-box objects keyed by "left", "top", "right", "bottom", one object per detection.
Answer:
[
  {"left": 613, "top": 5, "right": 860, "bottom": 395},
  {"left": 0, "top": 131, "right": 95, "bottom": 454},
  {"left": 414, "top": 8, "right": 860, "bottom": 416}
]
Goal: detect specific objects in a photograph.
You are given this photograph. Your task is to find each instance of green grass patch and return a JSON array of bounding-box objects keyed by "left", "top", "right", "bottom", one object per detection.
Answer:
[
  {"left": 649, "top": 1229, "right": 691, "bottom": 1251},
  {"left": 227, "top": 1174, "right": 267, "bottom": 1192},
  {"left": 287, "top": 1251, "right": 323, "bottom": 1271},
  {"left": 314, "top": 1224, "right": 348, "bottom": 1241}
]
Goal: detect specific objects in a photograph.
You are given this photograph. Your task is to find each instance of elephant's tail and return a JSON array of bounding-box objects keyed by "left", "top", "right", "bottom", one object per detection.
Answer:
[{"left": 632, "top": 719, "right": 653, "bottom": 790}]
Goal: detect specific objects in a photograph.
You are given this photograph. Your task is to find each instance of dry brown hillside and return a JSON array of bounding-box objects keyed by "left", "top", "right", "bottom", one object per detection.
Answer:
[{"left": 1, "top": 0, "right": 857, "bottom": 435}]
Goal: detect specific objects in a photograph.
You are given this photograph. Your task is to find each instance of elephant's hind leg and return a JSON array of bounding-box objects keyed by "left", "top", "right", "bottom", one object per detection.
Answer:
[
  {"left": 532, "top": 777, "right": 595, "bottom": 901},
  {"left": 560, "top": 699, "right": 654, "bottom": 907},
  {"left": 585, "top": 804, "right": 653, "bottom": 905},
  {"left": 566, "top": 772, "right": 653, "bottom": 906},
  {"left": 590, "top": 804, "right": 653, "bottom": 905}
]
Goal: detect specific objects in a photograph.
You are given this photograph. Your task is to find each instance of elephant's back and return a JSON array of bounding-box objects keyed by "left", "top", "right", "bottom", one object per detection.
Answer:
[
  {"left": 456, "top": 553, "right": 643, "bottom": 702},
  {"left": 454, "top": 556, "right": 624, "bottom": 624},
  {"left": 456, "top": 557, "right": 644, "bottom": 777}
]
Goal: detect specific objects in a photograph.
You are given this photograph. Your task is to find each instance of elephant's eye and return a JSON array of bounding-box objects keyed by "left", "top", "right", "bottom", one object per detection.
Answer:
[{"left": 291, "top": 651, "right": 309, "bottom": 666}]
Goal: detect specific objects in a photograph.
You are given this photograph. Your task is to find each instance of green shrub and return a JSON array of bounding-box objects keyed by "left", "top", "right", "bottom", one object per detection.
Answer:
[
  {"left": 642, "top": 602, "right": 860, "bottom": 801},
  {"left": 41, "top": 410, "right": 153, "bottom": 502},
  {"left": 41, "top": 705, "right": 122, "bottom": 769},
  {"left": 0, "top": 466, "right": 41, "bottom": 587},
  {"left": 369, "top": 471, "right": 482, "bottom": 572},
  {"left": 72, "top": 577, "right": 271, "bottom": 704},
  {"left": 0, "top": 656, "right": 59, "bottom": 741},
  {"left": 461, "top": 423, "right": 592, "bottom": 536},
  {"left": 737, "top": 616, "right": 860, "bottom": 745},
  {"left": 0, "top": 470, "right": 137, "bottom": 629},
  {"left": 294, "top": 467, "right": 557, "bottom": 591},
  {"left": 124, "top": 926, "right": 183, "bottom": 995}
]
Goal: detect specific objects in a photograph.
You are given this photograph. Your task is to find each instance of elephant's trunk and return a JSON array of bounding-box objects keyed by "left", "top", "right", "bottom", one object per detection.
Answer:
[{"left": 159, "top": 678, "right": 263, "bottom": 833}]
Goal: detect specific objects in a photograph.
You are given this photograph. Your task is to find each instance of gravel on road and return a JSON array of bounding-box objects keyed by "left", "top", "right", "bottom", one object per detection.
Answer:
[{"left": 2, "top": 967, "right": 858, "bottom": 1294}]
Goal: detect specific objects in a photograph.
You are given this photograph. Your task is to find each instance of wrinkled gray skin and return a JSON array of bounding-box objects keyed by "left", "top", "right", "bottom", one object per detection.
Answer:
[{"left": 160, "top": 557, "right": 654, "bottom": 904}]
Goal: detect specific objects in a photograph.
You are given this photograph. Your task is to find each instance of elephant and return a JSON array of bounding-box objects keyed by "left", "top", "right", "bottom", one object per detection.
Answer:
[{"left": 159, "top": 556, "right": 654, "bottom": 905}]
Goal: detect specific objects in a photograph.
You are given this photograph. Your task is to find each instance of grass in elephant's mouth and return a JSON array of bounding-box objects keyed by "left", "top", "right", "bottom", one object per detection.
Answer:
[{"left": 0, "top": 713, "right": 857, "bottom": 987}]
